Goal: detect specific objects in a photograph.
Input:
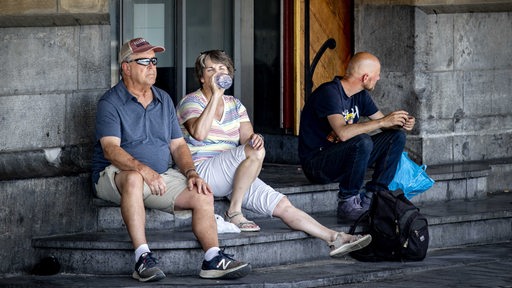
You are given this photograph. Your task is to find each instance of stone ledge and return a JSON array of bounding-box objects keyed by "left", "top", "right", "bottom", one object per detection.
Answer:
[
  {"left": 35, "top": 193, "right": 512, "bottom": 250},
  {"left": 0, "top": 13, "right": 109, "bottom": 27},
  {"left": 257, "top": 161, "right": 493, "bottom": 191},
  {"left": 357, "top": 0, "right": 512, "bottom": 13},
  {"left": 91, "top": 159, "right": 495, "bottom": 209},
  {"left": 427, "top": 161, "right": 491, "bottom": 181},
  {"left": 10, "top": 242, "right": 512, "bottom": 287},
  {"left": 0, "top": 145, "right": 92, "bottom": 180}
]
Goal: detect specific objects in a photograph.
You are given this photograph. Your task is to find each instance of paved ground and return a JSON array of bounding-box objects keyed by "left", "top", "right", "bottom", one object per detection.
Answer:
[
  {"left": 341, "top": 259, "right": 512, "bottom": 288},
  {"left": 1, "top": 241, "right": 511, "bottom": 287}
]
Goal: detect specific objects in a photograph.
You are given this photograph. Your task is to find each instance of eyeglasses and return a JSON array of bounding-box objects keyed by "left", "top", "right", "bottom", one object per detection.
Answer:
[{"left": 125, "top": 57, "right": 158, "bottom": 66}]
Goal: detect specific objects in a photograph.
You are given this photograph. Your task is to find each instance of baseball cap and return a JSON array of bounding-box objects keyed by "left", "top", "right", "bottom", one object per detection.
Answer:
[{"left": 119, "top": 37, "right": 165, "bottom": 64}]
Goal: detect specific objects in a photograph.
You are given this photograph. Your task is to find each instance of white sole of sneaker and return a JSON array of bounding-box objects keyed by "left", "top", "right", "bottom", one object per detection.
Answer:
[
  {"left": 329, "top": 234, "right": 372, "bottom": 257},
  {"left": 132, "top": 270, "right": 166, "bottom": 282},
  {"left": 199, "top": 263, "right": 251, "bottom": 279}
]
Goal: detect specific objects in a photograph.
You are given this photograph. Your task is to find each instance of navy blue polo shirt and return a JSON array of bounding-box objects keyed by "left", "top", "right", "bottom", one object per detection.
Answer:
[
  {"left": 92, "top": 81, "right": 182, "bottom": 184},
  {"left": 298, "top": 76, "right": 378, "bottom": 162}
]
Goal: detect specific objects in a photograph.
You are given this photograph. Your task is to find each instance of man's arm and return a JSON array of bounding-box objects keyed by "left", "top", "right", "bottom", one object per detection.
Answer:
[
  {"left": 169, "top": 137, "right": 212, "bottom": 194},
  {"left": 328, "top": 110, "right": 410, "bottom": 142},
  {"left": 100, "top": 136, "right": 166, "bottom": 195}
]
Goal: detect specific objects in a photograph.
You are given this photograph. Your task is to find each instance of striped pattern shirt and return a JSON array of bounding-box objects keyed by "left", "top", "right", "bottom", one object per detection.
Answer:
[{"left": 177, "top": 89, "right": 250, "bottom": 162}]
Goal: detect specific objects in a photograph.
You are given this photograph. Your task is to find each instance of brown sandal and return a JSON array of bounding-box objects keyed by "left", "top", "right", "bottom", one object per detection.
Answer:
[{"left": 224, "top": 211, "right": 261, "bottom": 232}]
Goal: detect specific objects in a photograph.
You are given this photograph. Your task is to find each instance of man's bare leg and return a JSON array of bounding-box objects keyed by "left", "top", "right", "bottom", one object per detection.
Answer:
[
  {"left": 174, "top": 187, "right": 218, "bottom": 249},
  {"left": 115, "top": 171, "right": 148, "bottom": 249}
]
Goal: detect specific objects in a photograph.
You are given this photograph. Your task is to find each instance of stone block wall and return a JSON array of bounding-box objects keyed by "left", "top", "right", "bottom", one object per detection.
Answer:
[
  {"left": 354, "top": 2, "right": 512, "bottom": 165},
  {"left": 0, "top": 0, "right": 110, "bottom": 276}
]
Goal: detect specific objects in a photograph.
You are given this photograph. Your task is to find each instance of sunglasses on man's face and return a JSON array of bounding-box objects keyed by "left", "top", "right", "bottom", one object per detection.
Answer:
[{"left": 126, "top": 57, "right": 158, "bottom": 66}]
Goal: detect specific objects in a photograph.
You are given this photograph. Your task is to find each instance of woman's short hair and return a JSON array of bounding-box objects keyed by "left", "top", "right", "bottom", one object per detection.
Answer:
[{"left": 195, "top": 50, "right": 235, "bottom": 85}]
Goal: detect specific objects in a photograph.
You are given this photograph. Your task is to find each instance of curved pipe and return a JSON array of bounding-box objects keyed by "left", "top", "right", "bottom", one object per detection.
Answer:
[
  {"left": 310, "top": 38, "right": 336, "bottom": 79},
  {"left": 305, "top": 35, "right": 337, "bottom": 101}
]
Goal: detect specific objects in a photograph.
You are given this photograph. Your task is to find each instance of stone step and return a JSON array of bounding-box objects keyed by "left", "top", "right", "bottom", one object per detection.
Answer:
[
  {"left": 32, "top": 192, "right": 512, "bottom": 276},
  {"left": 7, "top": 242, "right": 512, "bottom": 287},
  {"left": 95, "top": 162, "right": 492, "bottom": 230}
]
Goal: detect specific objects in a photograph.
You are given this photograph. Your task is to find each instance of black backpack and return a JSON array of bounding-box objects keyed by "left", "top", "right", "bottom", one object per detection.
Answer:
[{"left": 348, "top": 189, "right": 429, "bottom": 261}]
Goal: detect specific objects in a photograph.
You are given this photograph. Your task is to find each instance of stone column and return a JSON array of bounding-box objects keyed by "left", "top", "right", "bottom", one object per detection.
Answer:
[
  {"left": 0, "top": 0, "right": 110, "bottom": 276},
  {"left": 354, "top": 1, "right": 512, "bottom": 165}
]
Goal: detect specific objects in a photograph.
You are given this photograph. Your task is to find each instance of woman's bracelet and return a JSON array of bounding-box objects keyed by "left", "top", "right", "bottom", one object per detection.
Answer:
[{"left": 184, "top": 168, "right": 196, "bottom": 177}]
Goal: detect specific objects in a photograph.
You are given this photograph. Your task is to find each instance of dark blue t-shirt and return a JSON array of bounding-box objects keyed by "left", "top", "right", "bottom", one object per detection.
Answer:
[
  {"left": 298, "top": 76, "right": 378, "bottom": 162},
  {"left": 91, "top": 81, "right": 182, "bottom": 184}
]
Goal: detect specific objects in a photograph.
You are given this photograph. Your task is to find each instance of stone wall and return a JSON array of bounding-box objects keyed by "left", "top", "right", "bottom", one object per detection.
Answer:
[
  {"left": 0, "top": 0, "right": 110, "bottom": 276},
  {"left": 354, "top": 2, "right": 512, "bottom": 165}
]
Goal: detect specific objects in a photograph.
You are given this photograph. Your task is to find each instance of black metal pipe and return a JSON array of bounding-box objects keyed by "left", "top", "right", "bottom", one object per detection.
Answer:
[
  {"left": 310, "top": 38, "right": 336, "bottom": 85},
  {"left": 304, "top": 2, "right": 336, "bottom": 101},
  {"left": 304, "top": 0, "right": 310, "bottom": 102}
]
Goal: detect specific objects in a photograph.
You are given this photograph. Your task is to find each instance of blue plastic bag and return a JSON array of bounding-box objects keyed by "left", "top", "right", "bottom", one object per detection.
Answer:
[{"left": 388, "top": 152, "right": 435, "bottom": 199}]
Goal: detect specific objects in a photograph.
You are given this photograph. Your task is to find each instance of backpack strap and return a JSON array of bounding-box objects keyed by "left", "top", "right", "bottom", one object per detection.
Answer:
[{"left": 349, "top": 210, "right": 370, "bottom": 235}]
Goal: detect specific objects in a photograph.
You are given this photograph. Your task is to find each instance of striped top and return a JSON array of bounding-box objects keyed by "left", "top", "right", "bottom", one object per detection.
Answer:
[{"left": 176, "top": 89, "right": 250, "bottom": 162}]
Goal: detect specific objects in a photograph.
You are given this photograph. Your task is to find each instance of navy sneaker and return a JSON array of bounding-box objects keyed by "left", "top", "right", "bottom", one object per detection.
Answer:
[
  {"left": 132, "top": 252, "right": 166, "bottom": 282},
  {"left": 360, "top": 190, "right": 373, "bottom": 211},
  {"left": 199, "top": 249, "right": 251, "bottom": 279},
  {"left": 337, "top": 195, "right": 367, "bottom": 222}
]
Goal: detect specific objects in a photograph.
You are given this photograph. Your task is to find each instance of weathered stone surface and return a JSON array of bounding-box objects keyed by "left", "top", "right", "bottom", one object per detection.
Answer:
[
  {"left": 372, "top": 72, "right": 417, "bottom": 119},
  {"left": 0, "top": 175, "right": 97, "bottom": 275},
  {"left": 358, "top": 0, "right": 512, "bottom": 14},
  {"left": 0, "top": 27, "right": 78, "bottom": 95},
  {"left": 356, "top": 4, "right": 512, "bottom": 165},
  {"left": 0, "top": 94, "right": 67, "bottom": 151},
  {"left": 0, "top": 0, "right": 56, "bottom": 15},
  {"left": 60, "top": 0, "right": 109, "bottom": 14},
  {"left": 65, "top": 91, "right": 102, "bottom": 145},
  {"left": 355, "top": 5, "right": 415, "bottom": 73},
  {"left": 0, "top": 4, "right": 108, "bottom": 276},
  {"left": 423, "top": 135, "right": 454, "bottom": 164},
  {"left": 427, "top": 71, "right": 464, "bottom": 120},
  {"left": 454, "top": 13, "right": 512, "bottom": 70},
  {"left": 0, "top": 145, "right": 92, "bottom": 180},
  {"left": 77, "top": 25, "right": 110, "bottom": 90},
  {"left": 424, "top": 13, "right": 454, "bottom": 72}
]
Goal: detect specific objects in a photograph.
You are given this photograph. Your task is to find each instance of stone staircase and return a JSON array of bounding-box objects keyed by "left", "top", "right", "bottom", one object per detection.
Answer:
[{"left": 31, "top": 161, "right": 512, "bottom": 279}]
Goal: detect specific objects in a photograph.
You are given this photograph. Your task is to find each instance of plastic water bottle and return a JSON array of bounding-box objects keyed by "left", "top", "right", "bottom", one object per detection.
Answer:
[{"left": 214, "top": 73, "right": 232, "bottom": 90}]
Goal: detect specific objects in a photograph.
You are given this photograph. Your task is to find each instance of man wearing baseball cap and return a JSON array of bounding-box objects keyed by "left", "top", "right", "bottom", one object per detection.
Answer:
[
  {"left": 118, "top": 37, "right": 165, "bottom": 64},
  {"left": 92, "top": 38, "right": 251, "bottom": 282}
]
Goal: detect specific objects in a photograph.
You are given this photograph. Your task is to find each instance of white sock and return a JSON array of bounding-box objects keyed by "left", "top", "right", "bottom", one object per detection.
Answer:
[
  {"left": 135, "top": 244, "right": 151, "bottom": 262},
  {"left": 204, "top": 247, "right": 221, "bottom": 261}
]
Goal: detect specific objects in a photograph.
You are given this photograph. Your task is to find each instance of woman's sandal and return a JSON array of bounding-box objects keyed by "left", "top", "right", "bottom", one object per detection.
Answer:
[
  {"left": 328, "top": 232, "right": 372, "bottom": 257},
  {"left": 224, "top": 211, "right": 261, "bottom": 232}
]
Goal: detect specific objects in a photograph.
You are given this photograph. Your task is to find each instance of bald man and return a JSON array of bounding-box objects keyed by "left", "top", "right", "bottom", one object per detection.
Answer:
[{"left": 298, "top": 52, "right": 415, "bottom": 222}]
